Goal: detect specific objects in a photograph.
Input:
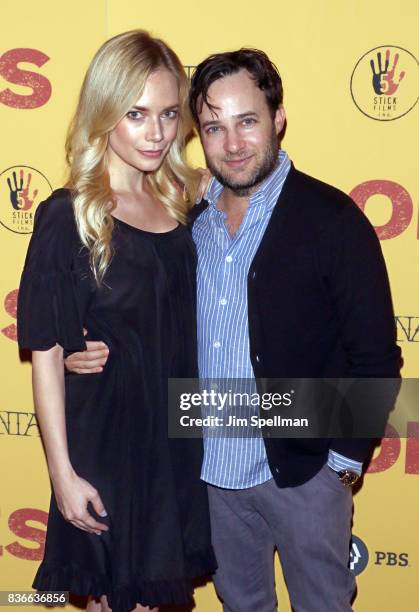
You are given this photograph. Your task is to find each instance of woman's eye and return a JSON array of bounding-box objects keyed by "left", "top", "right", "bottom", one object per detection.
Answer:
[
  {"left": 162, "top": 110, "right": 178, "bottom": 119},
  {"left": 127, "top": 111, "right": 143, "bottom": 120},
  {"left": 207, "top": 126, "right": 220, "bottom": 135}
]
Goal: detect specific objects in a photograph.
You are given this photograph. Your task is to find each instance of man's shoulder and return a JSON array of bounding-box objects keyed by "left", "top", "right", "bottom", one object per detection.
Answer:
[
  {"left": 286, "top": 166, "right": 377, "bottom": 238},
  {"left": 188, "top": 165, "right": 359, "bottom": 227},
  {"left": 289, "top": 166, "right": 354, "bottom": 212}
]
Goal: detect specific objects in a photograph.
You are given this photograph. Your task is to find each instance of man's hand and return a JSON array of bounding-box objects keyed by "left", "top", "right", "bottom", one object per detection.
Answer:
[
  {"left": 196, "top": 168, "right": 212, "bottom": 203},
  {"left": 65, "top": 330, "right": 109, "bottom": 374}
]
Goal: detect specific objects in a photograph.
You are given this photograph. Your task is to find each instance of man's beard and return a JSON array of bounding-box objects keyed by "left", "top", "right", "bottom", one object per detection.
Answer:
[{"left": 205, "top": 127, "right": 279, "bottom": 197}]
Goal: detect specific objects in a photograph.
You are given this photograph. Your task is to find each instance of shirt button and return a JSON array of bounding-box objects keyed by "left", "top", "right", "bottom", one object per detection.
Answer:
[
  {"left": 219, "top": 298, "right": 227, "bottom": 306},
  {"left": 255, "top": 354, "right": 260, "bottom": 363},
  {"left": 225, "top": 255, "right": 233, "bottom": 263},
  {"left": 213, "top": 341, "right": 221, "bottom": 349},
  {"left": 252, "top": 270, "right": 257, "bottom": 279}
]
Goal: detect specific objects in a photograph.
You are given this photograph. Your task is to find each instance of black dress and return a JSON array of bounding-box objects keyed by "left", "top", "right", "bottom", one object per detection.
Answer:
[{"left": 17, "top": 189, "right": 216, "bottom": 612}]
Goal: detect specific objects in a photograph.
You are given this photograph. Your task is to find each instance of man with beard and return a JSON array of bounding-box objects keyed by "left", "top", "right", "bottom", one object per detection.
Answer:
[{"left": 66, "top": 49, "right": 400, "bottom": 611}]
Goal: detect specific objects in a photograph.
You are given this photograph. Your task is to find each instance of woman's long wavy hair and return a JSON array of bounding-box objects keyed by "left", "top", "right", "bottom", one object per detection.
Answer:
[{"left": 65, "top": 30, "right": 199, "bottom": 285}]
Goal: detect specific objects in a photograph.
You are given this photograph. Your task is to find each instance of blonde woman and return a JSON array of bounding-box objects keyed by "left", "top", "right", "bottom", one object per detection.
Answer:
[{"left": 17, "top": 31, "right": 216, "bottom": 612}]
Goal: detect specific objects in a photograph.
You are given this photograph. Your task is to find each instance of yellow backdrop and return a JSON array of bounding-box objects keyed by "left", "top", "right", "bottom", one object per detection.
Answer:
[{"left": 1, "top": 1, "right": 417, "bottom": 611}]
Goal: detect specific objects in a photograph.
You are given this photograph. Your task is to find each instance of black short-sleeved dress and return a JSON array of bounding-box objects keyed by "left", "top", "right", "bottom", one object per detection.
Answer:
[{"left": 17, "top": 189, "right": 216, "bottom": 612}]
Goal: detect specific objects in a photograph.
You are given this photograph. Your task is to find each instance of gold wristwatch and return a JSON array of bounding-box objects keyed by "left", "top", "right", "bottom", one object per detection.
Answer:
[{"left": 337, "top": 470, "right": 360, "bottom": 486}]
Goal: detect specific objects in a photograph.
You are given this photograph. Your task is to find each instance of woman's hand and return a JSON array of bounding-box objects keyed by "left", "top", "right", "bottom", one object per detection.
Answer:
[
  {"left": 32, "top": 346, "right": 108, "bottom": 537},
  {"left": 51, "top": 468, "right": 109, "bottom": 536},
  {"left": 195, "top": 168, "right": 212, "bottom": 203}
]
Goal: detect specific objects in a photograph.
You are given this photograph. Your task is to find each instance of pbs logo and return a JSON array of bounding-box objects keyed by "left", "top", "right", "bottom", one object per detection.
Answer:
[
  {"left": 350, "top": 535, "right": 369, "bottom": 576},
  {"left": 350, "top": 535, "right": 410, "bottom": 575}
]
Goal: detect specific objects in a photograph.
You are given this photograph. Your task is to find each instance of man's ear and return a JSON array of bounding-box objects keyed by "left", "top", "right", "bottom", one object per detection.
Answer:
[{"left": 274, "top": 105, "right": 286, "bottom": 136}]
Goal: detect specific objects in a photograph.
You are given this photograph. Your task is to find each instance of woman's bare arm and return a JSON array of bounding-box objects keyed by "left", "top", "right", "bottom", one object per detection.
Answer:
[{"left": 32, "top": 346, "right": 109, "bottom": 535}]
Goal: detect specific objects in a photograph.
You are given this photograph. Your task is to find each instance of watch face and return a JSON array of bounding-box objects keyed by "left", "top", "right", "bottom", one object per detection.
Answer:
[{"left": 339, "top": 470, "right": 359, "bottom": 486}]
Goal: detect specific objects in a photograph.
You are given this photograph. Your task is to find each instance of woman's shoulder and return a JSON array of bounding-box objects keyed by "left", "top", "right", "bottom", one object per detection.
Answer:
[
  {"left": 35, "top": 187, "right": 75, "bottom": 228},
  {"left": 30, "top": 188, "right": 81, "bottom": 260},
  {"left": 36, "top": 188, "right": 73, "bottom": 219}
]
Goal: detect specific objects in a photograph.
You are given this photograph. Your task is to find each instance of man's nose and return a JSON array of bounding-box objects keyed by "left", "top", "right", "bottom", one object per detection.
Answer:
[{"left": 224, "top": 129, "right": 245, "bottom": 154}]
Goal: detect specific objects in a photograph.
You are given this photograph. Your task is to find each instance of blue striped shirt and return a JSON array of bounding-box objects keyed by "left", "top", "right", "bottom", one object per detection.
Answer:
[{"left": 193, "top": 150, "right": 361, "bottom": 488}]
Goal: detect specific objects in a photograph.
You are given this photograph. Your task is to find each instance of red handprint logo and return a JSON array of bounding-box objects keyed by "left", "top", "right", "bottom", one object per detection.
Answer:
[
  {"left": 370, "top": 49, "right": 405, "bottom": 95},
  {"left": 351, "top": 45, "right": 417, "bottom": 121},
  {"left": 7, "top": 169, "right": 38, "bottom": 210}
]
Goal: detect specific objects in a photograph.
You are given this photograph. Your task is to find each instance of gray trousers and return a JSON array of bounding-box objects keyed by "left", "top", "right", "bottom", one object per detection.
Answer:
[{"left": 207, "top": 463, "right": 355, "bottom": 612}]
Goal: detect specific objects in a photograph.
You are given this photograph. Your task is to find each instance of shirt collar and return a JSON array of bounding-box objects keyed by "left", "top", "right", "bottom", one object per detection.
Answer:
[{"left": 205, "top": 149, "right": 291, "bottom": 211}]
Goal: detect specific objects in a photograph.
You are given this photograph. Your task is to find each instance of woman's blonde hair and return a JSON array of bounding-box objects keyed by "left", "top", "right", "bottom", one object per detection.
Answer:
[{"left": 65, "top": 30, "right": 199, "bottom": 285}]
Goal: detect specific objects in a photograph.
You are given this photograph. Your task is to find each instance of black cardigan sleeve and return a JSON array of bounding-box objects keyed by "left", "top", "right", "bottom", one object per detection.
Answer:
[{"left": 327, "top": 198, "right": 401, "bottom": 461}]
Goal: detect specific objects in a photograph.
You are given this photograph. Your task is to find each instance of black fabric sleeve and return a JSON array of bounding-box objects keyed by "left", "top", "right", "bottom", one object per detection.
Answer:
[
  {"left": 328, "top": 199, "right": 401, "bottom": 461},
  {"left": 17, "top": 191, "right": 87, "bottom": 352}
]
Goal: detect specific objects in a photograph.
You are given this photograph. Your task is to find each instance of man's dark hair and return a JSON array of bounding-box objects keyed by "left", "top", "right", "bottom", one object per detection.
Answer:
[{"left": 189, "top": 48, "right": 283, "bottom": 124}]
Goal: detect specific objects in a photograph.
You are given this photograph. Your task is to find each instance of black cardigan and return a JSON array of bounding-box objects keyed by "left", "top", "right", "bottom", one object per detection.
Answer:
[{"left": 190, "top": 163, "right": 401, "bottom": 487}]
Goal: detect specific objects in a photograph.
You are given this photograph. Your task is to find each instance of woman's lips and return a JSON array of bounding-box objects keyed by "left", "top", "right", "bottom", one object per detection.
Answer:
[{"left": 137, "top": 149, "right": 164, "bottom": 158}]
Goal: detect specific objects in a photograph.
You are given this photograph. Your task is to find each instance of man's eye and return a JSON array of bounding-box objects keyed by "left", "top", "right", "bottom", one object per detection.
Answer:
[{"left": 242, "top": 118, "right": 256, "bottom": 126}]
